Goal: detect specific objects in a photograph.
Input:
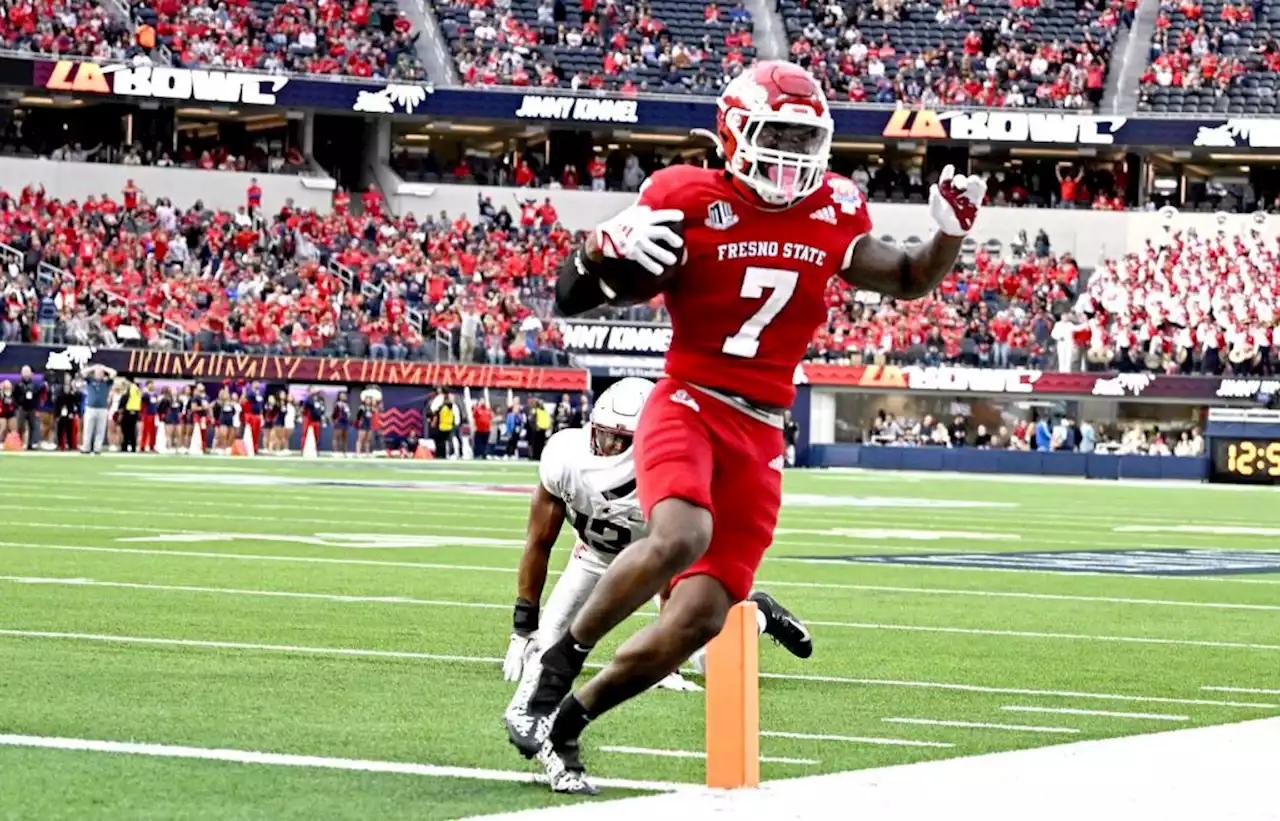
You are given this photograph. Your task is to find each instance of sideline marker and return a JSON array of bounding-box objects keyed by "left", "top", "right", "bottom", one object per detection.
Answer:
[
  {"left": 301, "top": 427, "right": 318, "bottom": 459},
  {"left": 705, "top": 600, "right": 760, "bottom": 789}
]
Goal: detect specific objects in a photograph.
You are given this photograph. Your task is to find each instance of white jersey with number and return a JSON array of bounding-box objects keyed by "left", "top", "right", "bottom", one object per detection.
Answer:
[{"left": 538, "top": 427, "right": 645, "bottom": 566}]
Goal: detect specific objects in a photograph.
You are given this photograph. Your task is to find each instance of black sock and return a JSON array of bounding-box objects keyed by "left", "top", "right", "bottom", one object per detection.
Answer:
[
  {"left": 530, "top": 631, "right": 594, "bottom": 713},
  {"left": 541, "top": 630, "right": 593, "bottom": 677},
  {"left": 549, "top": 694, "right": 593, "bottom": 746}
]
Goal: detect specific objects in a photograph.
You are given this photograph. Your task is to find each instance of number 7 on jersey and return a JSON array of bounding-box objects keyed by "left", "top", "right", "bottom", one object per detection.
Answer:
[{"left": 721, "top": 266, "right": 799, "bottom": 358}]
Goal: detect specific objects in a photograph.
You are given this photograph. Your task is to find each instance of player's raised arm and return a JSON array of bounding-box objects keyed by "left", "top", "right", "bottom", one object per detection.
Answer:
[
  {"left": 505, "top": 480, "right": 568, "bottom": 681},
  {"left": 840, "top": 165, "right": 986, "bottom": 299}
]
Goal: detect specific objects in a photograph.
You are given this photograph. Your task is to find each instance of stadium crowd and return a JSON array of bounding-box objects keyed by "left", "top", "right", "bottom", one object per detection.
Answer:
[
  {"left": 0, "top": 0, "right": 427, "bottom": 81},
  {"left": 866, "top": 409, "right": 1207, "bottom": 456},
  {"left": 1072, "top": 226, "right": 1280, "bottom": 375},
  {"left": 783, "top": 0, "right": 1123, "bottom": 108},
  {"left": 5, "top": 168, "right": 1280, "bottom": 377},
  {"left": 1140, "top": 0, "right": 1280, "bottom": 114},
  {"left": 0, "top": 180, "right": 572, "bottom": 365}
]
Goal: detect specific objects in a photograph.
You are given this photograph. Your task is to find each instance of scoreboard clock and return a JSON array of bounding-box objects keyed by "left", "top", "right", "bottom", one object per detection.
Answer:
[
  {"left": 1210, "top": 438, "right": 1280, "bottom": 483},
  {"left": 1206, "top": 409, "right": 1280, "bottom": 485}
]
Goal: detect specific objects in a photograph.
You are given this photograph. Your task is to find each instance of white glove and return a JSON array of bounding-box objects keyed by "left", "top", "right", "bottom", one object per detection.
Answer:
[
  {"left": 503, "top": 633, "right": 537, "bottom": 682},
  {"left": 929, "top": 164, "right": 987, "bottom": 237},
  {"left": 593, "top": 204, "right": 685, "bottom": 276},
  {"left": 654, "top": 672, "right": 704, "bottom": 692}
]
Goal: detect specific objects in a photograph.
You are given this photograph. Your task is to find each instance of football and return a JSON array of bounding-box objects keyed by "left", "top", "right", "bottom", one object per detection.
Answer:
[{"left": 597, "top": 219, "right": 685, "bottom": 305}]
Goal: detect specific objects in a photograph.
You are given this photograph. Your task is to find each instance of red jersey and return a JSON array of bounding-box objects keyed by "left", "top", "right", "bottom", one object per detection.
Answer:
[{"left": 639, "top": 165, "right": 870, "bottom": 407}]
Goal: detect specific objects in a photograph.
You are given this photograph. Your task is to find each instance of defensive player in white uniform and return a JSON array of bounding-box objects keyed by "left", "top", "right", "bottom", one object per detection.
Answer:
[{"left": 503, "top": 378, "right": 812, "bottom": 772}]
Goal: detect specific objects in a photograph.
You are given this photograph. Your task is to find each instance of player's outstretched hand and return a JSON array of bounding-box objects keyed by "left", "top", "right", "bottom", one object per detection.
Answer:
[
  {"left": 594, "top": 205, "right": 685, "bottom": 276},
  {"left": 929, "top": 164, "right": 987, "bottom": 237},
  {"left": 503, "top": 633, "right": 537, "bottom": 681}
]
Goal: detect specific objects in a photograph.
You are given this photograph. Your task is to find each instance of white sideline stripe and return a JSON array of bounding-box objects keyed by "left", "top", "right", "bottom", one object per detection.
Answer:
[
  {"left": 466, "top": 717, "right": 1280, "bottom": 820},
  {"left": 884, "top": 718, "right": 1080, "bottom": 735},
  {"left": 599, "top": 747, "right": 817, "bottom": 766},
  {"left": 759, "top": 731, "right": 952, "bottom": 749},
  {"left": 1202, "top": 686, "right": 1280, "bottom": 695},
  {"left": 760, "top": 580, "right": 1280, "bottom": 612},
  {"left": 0, "top": 734, "right": 691, "bottom": 793},
  {"left": 5, "top": 627, "right": 1276, "bottom": 710},
  {"left": 806, "top": 619, "right": 1280, "bottom": 652},
  {"left": 1001, "top": 706, "right": 1189, "bottom": 722},
  {"left": 0, "top": 576, "right": 511, "bottom": 611}
]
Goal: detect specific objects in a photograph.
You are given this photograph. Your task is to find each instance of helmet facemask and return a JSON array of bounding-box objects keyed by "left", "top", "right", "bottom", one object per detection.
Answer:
[
  {"left": 724, "top": 107, "right": 833, "bottom": 206},
  {"left": 591, "top": 424, "right": 634, "bottom": 457}
]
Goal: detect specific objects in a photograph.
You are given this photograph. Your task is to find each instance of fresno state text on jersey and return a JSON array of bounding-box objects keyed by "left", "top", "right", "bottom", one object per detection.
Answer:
[{"left": 639, "top": 165, "right": 871, "bottom": 407}]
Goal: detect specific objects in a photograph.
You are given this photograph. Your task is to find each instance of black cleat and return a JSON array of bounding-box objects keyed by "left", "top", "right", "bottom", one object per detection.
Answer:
[
  {"left": 750, "top": 590, "right": 813, "bottom": 659},
  {"left": 505, "top": 653, "right": 580, "bottom": 759},
  {"left": 536, "top": 737, "right": 598, "bottom": 795}
]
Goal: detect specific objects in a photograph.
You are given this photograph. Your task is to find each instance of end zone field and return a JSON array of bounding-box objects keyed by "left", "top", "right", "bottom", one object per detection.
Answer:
[{"left": 1, "top": 456, "right": 1278, "bottom": 819}]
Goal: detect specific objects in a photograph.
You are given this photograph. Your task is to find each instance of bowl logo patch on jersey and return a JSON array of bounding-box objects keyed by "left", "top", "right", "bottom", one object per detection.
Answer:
[
  {"left": 705, "top": 200, "right": 739, "bottom": 231},
  {"left": 669, "top": 389, "right": 701, "bottom": 413},
  {"left": 828, "top": 178, "right": 864, "bottom": 214}
]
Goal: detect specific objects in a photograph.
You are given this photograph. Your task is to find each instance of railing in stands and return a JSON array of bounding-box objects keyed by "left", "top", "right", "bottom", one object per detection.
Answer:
[
  {"left": 0, "top": 242, "right": 22, "bottom": 276},
  {"left": 36, "top": 261, "right": 62, "bottom": 291},
  {"left": 433, "top": 326, "right": 453, "bottom": 362},
  {"left": 162, "top": 320, "right": 187, "bottom": 350}
]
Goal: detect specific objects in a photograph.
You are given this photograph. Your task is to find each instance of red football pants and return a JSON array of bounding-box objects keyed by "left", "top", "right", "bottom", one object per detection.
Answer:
[
  {"left": 141, "top": 415, "right": 157, "bottom": 451},
  {"left": 243, "top": 413, "right": 262, "bottom": 451},
  {"left": 635, "top": 379, "right": 784, "bottom": 602}
]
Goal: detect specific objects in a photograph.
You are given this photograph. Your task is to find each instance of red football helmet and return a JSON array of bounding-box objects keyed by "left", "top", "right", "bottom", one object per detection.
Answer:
[{"left": 715, "top": 61, "right": 834, "bottom": 207}]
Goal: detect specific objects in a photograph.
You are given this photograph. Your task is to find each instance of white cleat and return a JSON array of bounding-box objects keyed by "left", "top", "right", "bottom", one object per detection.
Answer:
[
  {"left": 654, "top": 672, "right": 704, "bottom": 692},
  {"left": 536, "top": 738, "right": 598, "bottom": 795}
]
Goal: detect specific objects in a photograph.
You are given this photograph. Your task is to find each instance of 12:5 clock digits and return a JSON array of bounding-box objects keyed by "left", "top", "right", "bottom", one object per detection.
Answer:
[{"left": 1224, "top": 440, "right": 1280, "bottom": 477}]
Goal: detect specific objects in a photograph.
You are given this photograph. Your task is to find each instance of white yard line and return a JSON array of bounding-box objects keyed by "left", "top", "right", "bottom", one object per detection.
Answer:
[
  {"left": 0, "top": 542, "right": 520, "bottom": 575},
  {"left": 0, "top": 629, "right": 506, "bottom": 664},
  {"left": 1201, "top": 686, "right": 1280, "bottom": 695},
  {"left": 0, "top": 734, "right": 690, "bottom": 793},
  {"left": 760, "top": 580, "right": 1280, "bottom": 612},
  {"left": 0, "top": 576, "right": 512, "bottom": 611},
  {"left": 7, "top": 542, "right": 1280, "bottom": 613},
  {"left": 3, "top": 628, "right": 1276, "bottom": 710},
  {"left": 777, "top": 555, "right": 1280, "bottom": 585},
  {"left": 757, "top": 672, "right": 1279, "bottom": 710},
  {"left": 4, "top": 575, "right": 1271, "bottom": 656},
  {"left": 1001, "top": 706, "right": 1189, "bottom": 722},
  {"left": 806, "top": 620, "right": 1280, "bottom": 652},
  {"left": 758, "top": 731, "right": 952, "bottom": 749},
  {"left": 599, "top": 747, "right": 817, "bottom": 766},
  {"left": 883, "top": 718, "right": 1080, "bottom": 735}
]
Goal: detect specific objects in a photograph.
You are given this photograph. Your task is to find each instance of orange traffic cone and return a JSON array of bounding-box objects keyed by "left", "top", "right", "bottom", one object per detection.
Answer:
[
  {"left": 230, "top": 440, "right": 249, "bottom": 456},
  {"left": 2, "top": 432, "right": 22, "bottom": 451},
  {"left": 414, "top": 441, "right": 433, "bottom": 460}
]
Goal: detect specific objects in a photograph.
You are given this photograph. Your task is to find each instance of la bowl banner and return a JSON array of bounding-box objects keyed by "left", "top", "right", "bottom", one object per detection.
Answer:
[
  {"left": 3, "top": 55, "right": 1256, "bottom": 147},
  {"left": 33, "top": 59, "right": 433, "bottom": 115},
  {"left": 0, "top": 344, "right": 588, "bottom": 392}
]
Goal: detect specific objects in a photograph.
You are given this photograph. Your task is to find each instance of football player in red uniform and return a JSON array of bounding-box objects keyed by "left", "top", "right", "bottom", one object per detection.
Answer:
[{"left": 509, "top": 60, "right": 987, "bottom": 794}]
